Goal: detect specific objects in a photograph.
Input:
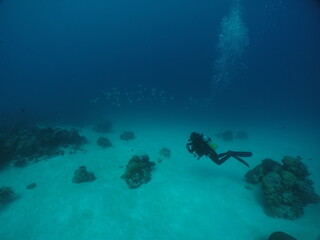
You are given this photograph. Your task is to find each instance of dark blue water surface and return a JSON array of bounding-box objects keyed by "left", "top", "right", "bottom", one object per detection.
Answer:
[{"left": 0, "top": 0, "right": 320, "bottom": 124}]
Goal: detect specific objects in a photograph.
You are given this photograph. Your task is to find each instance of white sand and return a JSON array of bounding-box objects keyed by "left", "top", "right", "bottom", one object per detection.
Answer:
[{"left": 0, "top": 113, "right": 319, "bottom": 240}]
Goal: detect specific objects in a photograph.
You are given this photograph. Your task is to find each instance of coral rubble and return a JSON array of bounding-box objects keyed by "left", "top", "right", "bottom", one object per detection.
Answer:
[
  {"left": 245, "top": 156, "right": 320, "bottom": 219},
  {"left": 121, "top": 155, "right": 155, "bottom": 189}
]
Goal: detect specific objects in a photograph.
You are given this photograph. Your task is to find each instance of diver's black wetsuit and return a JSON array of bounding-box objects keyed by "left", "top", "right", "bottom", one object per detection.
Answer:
[{"left": 186, "top": 132, "right": 251, "bottom": 167}]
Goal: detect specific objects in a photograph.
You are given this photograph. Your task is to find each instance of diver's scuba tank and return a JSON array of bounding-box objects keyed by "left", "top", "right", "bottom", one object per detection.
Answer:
[{"left": 202, "top": 135, "right": 217, "bottom": 150}]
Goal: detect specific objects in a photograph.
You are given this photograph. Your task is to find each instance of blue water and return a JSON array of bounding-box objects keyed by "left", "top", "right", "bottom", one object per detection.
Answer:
[
  {"left": 1, "top": 0, "right": 319, "bottom": 123},
  {"left": 0, "top": 1, "right": 320, "bottom": 239}
]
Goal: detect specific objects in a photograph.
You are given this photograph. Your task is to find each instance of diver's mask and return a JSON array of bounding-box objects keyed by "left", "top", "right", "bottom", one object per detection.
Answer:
[{"left": 203, "top": 135, "right": 210, "bottom": 143}]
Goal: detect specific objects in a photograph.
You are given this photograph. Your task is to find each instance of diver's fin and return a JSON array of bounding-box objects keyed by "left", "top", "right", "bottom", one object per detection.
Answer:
[
  {"left": 232, "top": 155, "right": 250, "bottom": 167},
  {"left": 227, "top": 151, "right": 251, "bottom": 167},
  {"left": 229, "top": 151, "right": 252, "bottom": 157}
]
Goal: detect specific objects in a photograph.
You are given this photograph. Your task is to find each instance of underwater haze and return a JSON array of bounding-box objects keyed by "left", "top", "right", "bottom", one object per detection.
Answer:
[
  {"left": 1, "top": 0, "right": 320, "bottom": 240},
  {"left": 0, "top": 0, "right": 319, "bottom": 122}
]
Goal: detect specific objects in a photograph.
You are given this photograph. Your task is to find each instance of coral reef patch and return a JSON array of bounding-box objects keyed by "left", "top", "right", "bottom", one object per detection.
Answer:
[
  {"left": 0, "top": 187, "right": 17, "bottom": 206},
  {"left": 0, "top": 126, "right": 88, "bottom": 168},
  {"left": 121, "top": 155, "right": 155, "bottom": 189},
  {"left": 72, "top": 166, "right": 96, "bottom": 183},
  {"left": 120, "top": 131, "right": 135, "bottom": 141},
  {"left": 245, "top": 156, "right": 320, "bottom": 219},
  {"left": 235, "top": 131, "right": 248, "bottom": 140},
  {"left": 97, "top": 137, "right": 112, "bottom": 148},
  {"left": 268, "top": 231, "right": 297, "bottom": 240},
  {"left": 215, "top": 130, "right": 233, "bottom": 141},
  {"left": 159, "top": 147, "right": 171, "bottom": 158}
]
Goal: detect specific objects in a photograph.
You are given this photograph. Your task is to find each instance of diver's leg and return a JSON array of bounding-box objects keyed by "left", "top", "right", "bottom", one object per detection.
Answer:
[
  {"left": 208, "top": 151, "right": 226, "bottom": 165},
  {"left": 228, "top": 151, "right": 252, "bottom": 157},
  {"left": 218, "top": 152, "right": 229, "bottom": 158},
  {"left": 213, "top": 153, "right": 231, "bottom": 165}
]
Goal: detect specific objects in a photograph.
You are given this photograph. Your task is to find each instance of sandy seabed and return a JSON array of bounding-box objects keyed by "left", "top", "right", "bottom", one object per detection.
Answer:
[{"left": 0, "top": 114, "right": 319, "bottom": 240}]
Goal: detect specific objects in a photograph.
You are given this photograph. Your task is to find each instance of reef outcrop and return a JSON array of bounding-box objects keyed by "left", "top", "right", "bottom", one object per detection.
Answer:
[
  {"left": 0, "top": 126, "right": 87, "bottom": 168},
  {"left": 159, "top": 147, "right": 171, "bottom": 159},
  {"left": 245, "top": 156, "right": 320, "bottom": 219},
  {"left": 121, "top": 155, "right": 155, "bottom": 189},
  {"left": 97, "top": 137, "right": 112, "bottom": 148},
  {"left": 72, "top": 166, "right": 96, "bottom": 183},
  {"left": 0, "top": 187, "right": 17, "bottom": 206},
  {"left": 120, "top": 131, "right": 135, "bottom": 141},
  {"left": 268, "top": 231, "right": 296, "bottom": 240}
]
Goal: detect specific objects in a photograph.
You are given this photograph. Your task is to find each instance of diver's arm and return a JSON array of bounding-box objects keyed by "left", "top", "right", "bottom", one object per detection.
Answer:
[{"left": 186, "top": 143, "right": 193, "bottom": 153}]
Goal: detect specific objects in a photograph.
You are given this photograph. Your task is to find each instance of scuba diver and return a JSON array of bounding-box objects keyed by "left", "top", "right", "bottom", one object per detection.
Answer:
[{"left": 186, "top": 132, "right": 252, "bottom": 167}]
